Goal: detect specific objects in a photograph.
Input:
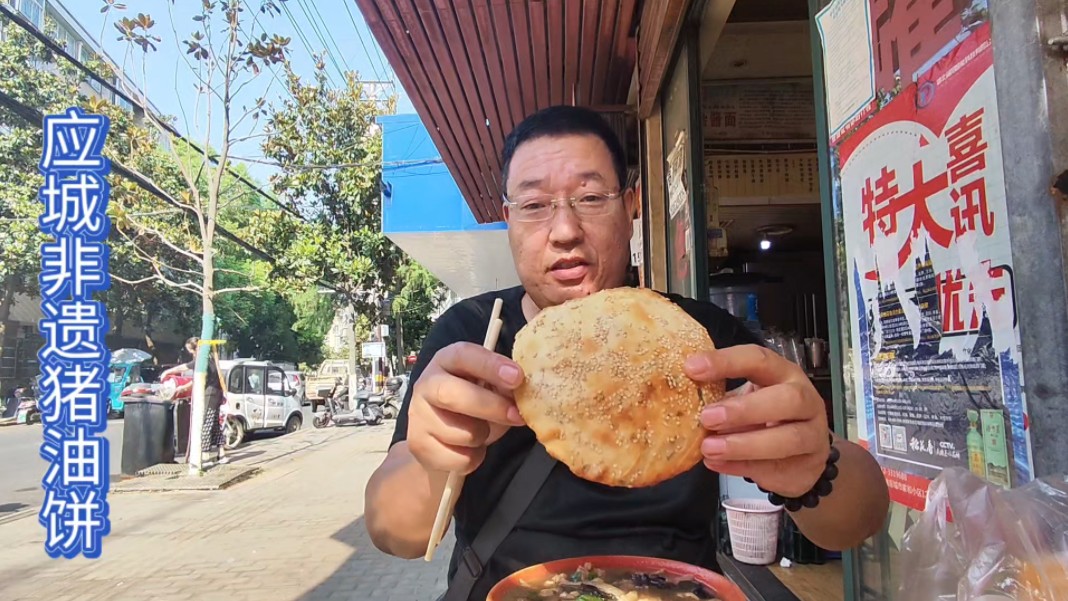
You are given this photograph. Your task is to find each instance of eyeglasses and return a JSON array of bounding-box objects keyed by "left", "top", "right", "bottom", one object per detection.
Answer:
[{"left": 502, "top": 190, "right": 624, "bottom": 223}]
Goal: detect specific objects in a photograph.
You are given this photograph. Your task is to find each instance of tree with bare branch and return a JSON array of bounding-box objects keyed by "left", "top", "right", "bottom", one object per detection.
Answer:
[{"left": 109, "top": 0, "right": 290, "bottom": 474}]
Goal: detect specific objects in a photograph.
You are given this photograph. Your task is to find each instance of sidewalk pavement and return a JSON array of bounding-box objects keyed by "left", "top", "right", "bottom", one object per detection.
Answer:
[
  {"left": 0, "top": 424, "right": 455, "bottom": 601},
  {"left": 112, "top": 424, "right": 360, "bottom": 493}
]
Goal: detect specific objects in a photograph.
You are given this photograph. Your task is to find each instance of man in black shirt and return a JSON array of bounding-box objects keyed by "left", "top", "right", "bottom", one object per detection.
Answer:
[{"left": 365, "top": 106, "right": 889, "bottom": 600}]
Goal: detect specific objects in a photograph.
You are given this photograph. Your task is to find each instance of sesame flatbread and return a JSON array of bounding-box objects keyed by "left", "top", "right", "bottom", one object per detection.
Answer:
[{"left": 512, "top": 287, "right": 725, "bottom": 488}]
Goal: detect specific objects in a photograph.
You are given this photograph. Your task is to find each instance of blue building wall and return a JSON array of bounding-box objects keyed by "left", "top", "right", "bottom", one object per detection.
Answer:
[{"left": 379, "top": 114, "right": 505, "bottom": 234}]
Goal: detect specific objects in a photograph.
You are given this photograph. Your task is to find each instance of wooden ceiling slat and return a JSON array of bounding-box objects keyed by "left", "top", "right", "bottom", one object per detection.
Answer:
[
  {"left": 528, "top": 2, "right": 551, "bottom": 111},
  {"left": 430, "top": 0, "right": 503, "bottom": 183},
  {"left": 356, "top": 0, "right": 488, "bottom": 221},
  {"left": 577, "top": 0, "right": 600, "bottom": 105},
  {"left": 609, "top": 0, "right": 638, "bottom": 100},
  {"left": 636, "top": 0, "right": 663, "bottom": 75},
  {"left": 359, "top": 1, "right": 641, "bottom": 223},
  {"left": 610, "top": 0, "right": 632, "bottom": 99},
  {"left": 475, "top": 0, "right": 515, "bottom": 136},
  {"left": 618, "top": 40, "right": 637, "bottom": 100},
  {"left": 452, "top": 3, "right": 509, "bottom": 217},
  {"left": 397, "top": 0, "right": 495, "bottom": 201},
  {"left": 508, "top": 0, "right": 538, "bottom": 118},
  {"left": 637, "top": 0, "right": 688, "bottom": 119},
  {"left": 546, "top": 1, "right": 565, "bottom": 105},
  {"left": 590, "top": 0, "right": 617, "bottom": 104},
  {"left": 564, "top": 0, "right": 582, "bottom": 104},
  {"left": 398, "top": 0, "right": 497, "bottom": 209},
  {"left": 488, "top": 0, "right": 524, "bottom": 129}
]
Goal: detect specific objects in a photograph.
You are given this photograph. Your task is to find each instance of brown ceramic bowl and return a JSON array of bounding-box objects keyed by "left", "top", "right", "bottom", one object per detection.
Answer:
[{"left": 486, "top": 555, "right": 748, "bottom": 601}]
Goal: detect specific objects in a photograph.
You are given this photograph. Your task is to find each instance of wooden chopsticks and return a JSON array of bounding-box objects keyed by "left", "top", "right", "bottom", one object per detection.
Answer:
[{"left": 425, "top": 298, "right": 504, "bottom": 561}]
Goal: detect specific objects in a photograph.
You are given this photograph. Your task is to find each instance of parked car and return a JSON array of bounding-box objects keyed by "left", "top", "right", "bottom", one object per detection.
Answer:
[{"left": 221, "top": 360, "right": 304, "bottom": 447}]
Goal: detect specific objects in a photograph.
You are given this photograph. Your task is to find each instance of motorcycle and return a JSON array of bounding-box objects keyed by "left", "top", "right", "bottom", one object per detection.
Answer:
[
  {"left": 381, "top": 376, "right": 405, "bottom": 420},
  {"left": 14, "top": 384, "right": 40, "bottom": 425},
  {"left": 312, "top": 379, "right": 384, "bottom": 428}
]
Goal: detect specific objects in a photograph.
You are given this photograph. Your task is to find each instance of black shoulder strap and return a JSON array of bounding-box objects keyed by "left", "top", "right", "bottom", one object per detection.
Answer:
[{"left": 441, "top": 444, "right": 557, "bottom": 601}]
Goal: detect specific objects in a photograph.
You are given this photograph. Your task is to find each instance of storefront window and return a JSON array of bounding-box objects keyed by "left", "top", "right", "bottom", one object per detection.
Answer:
[{"left": 661, "top": 46, "right": 696, "bottom": 298}]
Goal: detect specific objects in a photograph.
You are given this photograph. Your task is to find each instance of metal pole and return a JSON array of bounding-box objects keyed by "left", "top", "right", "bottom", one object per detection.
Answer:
[
  {"left": 347, "top": 302, "right": 359, "bottom": 396},
  {"left": 396, "top": 311, "right": 405, "bottom": 374},
  {"left": 371, "top": 291, "right": 379, "bottom": 393}
]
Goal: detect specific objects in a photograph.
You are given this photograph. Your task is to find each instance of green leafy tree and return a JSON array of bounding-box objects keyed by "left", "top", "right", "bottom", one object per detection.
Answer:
[
  {"left": 0, "top": 23, "right": 85, "bottom": 342},
  {"left": 392, "top": 261, "right": 447, "bottom": 356},
  {"left": 0, "top": 23, "right": 198, "bottom": 364},
  {"left": 254, "top": 60, "right": 447, "bottom": 368},
  {"left": 287, "top": 287, "right": 334, "bottom": 364},
  {"left": 254, "top": 61, "right": 401, "bottom": 309}
]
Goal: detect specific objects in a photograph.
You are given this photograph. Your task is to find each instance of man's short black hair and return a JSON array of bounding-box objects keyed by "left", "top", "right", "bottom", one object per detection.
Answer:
[{"left": 501, "top": 105, "right": 627, "bottom": 193}]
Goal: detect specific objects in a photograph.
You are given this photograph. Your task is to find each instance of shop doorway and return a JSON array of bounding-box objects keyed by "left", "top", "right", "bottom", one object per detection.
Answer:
[{"left": 672, "top": 1, "right": 851, "bottom": 600}]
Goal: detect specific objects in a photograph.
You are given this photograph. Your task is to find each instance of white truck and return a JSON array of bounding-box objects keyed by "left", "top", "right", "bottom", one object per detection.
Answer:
[{"left": 305, "top": 360, "right": 363, "bottom": 412}]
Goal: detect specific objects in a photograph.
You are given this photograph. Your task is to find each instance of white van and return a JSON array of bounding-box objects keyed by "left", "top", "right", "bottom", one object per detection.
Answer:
[{"left": 222, "top": 360, "right": 304, "bottom": 448}]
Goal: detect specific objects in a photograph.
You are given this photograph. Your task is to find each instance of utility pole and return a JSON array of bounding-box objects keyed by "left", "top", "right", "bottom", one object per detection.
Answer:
[
  {"left": 370, "top": 291, "right": 380, "bottom": 393},
  {"left": 347, "top": 301, "right": 359, "bottom": 395},
  {"left": 395, "top": 309, "right": 405, "bottom": 374}
]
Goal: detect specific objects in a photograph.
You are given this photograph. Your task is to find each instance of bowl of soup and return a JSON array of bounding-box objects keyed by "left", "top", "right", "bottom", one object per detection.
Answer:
[{"left": 487, "top": 555, "right": 747, "bottom": 601}]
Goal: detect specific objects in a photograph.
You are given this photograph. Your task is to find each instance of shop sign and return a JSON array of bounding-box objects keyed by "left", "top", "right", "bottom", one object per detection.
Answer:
[
  {"left": 361, "top": 341, "right": 386, "bottom": 359},
  {"left": 817, "top": 0, "right": 1033, "bottom": 510},
  {"left": 701, "top": 80, "right": 817, "bottom": 141}
]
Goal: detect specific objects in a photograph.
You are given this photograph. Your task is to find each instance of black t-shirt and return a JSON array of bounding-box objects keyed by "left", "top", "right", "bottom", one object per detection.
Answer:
[
  {"left": 389, "top": 285, "right": 762, "bottom": 601},
  {"left": 181, "top": 359, "right": 224, "bottom": 395}
]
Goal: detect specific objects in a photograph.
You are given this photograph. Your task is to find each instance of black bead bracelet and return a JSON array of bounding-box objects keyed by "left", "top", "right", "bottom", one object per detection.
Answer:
[{"left": 744, "top": 433, "right": 840, "bottom": 512}]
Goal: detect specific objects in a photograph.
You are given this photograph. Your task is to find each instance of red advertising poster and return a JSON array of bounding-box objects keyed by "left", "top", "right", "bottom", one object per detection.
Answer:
[{"left": 817, "top": 1, "right": 1032, "bottom": 511}]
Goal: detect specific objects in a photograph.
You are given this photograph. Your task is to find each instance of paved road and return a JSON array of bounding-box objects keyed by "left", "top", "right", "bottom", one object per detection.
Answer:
[
  {"left": 0, "top": 406, "right": 317, "bottom": 518},
  {"left": 0, "top": 419, "right": 124, "bottom": 517},
  {"left": 0, "top": 424, "right": 451, "bottom": 601}
]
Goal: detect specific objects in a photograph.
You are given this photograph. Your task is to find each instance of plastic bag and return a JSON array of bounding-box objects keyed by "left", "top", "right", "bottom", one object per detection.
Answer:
[{"left": 898, "top": 467, "right": 1068, "bottom": 600}]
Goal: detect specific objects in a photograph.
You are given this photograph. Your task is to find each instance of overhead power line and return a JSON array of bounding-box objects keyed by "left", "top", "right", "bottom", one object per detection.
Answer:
[
  {"left": 296, "top": 0, "right": 351, "bottom": 78},
  {"left": 340, "top": 0, "right": 383, "bottom": 82},
  {"left": 0, "top": 3, "right": 305, "bottom": 221},
  {"left": 0, "top": 88, "right": 346, "bottom": 297},
  {"left": 279, "top": 1, "right": 343, "bottom": 88},
  {"left": 342, "top": 0, "right": 393, "bottom": 83}
]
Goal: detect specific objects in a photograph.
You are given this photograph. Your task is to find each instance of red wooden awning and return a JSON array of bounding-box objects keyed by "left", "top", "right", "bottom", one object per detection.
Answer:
[{"left": 354, "top": 0, "right": 641, "bottom": 223}]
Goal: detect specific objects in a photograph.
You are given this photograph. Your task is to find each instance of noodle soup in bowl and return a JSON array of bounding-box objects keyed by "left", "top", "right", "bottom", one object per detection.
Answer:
[{"left": 487, "top": 555, "right": 747, "bottom": 601}]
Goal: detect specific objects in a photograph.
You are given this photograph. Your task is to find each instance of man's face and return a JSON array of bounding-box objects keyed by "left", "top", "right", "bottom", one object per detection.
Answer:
[{"left": 504, "top": 134, "right": 636, "bottom": 309}]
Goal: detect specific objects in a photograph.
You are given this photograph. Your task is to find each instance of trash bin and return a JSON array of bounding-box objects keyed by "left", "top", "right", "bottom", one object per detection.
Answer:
[
  {"left": 722, "top": 498, "right": 783, "bottom": 565},
  {"left": 121, "top": 397, "right": 176, "bottom": 476},
  {"left": 174, "top": 400, "right": 190, "bottom": 459}
]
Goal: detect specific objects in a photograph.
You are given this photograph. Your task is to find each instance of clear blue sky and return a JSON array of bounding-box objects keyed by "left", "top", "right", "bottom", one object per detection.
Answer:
[{"left": 61, "top": 0, "right": 415, "bottom": 184}]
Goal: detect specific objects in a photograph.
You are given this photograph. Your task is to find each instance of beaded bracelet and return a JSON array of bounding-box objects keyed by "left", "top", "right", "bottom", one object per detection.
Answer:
[{"left": 745, "top": 433, "right": 840, "bottom": 512}]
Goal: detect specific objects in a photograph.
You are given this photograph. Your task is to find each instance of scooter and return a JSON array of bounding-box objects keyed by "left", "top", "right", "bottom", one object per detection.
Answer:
[
  {"left": 355, "top": 387, "right": 387, "bottom": 424},
  {"left": 381, "top": 376, "right": 405, "bottom": 420},
  {"left": 14, "top": 385, "right": 40, "bottom": 425},
  {"left": 312, "top": 379, "right": 384, "bottom": 428}
]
